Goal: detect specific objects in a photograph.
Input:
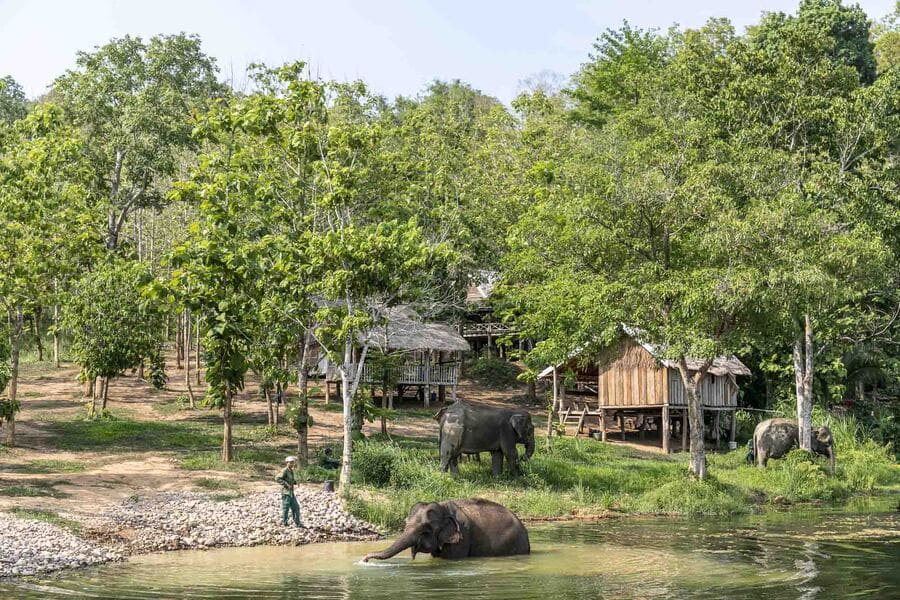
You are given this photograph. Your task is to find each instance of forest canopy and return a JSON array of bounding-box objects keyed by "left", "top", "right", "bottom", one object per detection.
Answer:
[{"left": 1, "top": 1, "right": 898, "bottom": 484}]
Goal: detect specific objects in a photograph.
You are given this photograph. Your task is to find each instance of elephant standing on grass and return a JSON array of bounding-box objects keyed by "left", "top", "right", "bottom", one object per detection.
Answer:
[
  {"left": 749, "top": 418, "right": 836, "bottom": 474},
  {"left": 435, "top": 402, "right": 535, "bottom": 477},
  {"left": 362, "top": 498, "right": 530, "bottom": 561}
]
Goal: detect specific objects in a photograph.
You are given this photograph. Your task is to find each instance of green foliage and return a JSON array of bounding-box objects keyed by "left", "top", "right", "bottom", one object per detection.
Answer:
[
  {"left": 52, "top": 33, "right": 222, "bottom": 248},
  {"left": 634, "top": 475, "right": 750, "bottom": 515},
  {"left": 0, "top": 75, "right": 27, "bottom": 124},
  {"left": 64, "top": 259, "right": 165, "bottom": 385},
  {"left": 284, "top": 400, "right": 314, "bottom": 431},
  {"left": 148, "top": 348, "right": 167, "bottom": 390},
  {"left": 464, "top": 355, "right": 522, "bottom": 388}
]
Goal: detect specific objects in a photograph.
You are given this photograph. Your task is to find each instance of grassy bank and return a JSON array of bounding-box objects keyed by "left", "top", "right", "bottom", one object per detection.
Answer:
[{"left": 343, "top": 426, "right": 899, "bottom": 531}]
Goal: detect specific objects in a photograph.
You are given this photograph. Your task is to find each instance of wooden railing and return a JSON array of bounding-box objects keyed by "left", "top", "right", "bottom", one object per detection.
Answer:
[
  {"left": 326, "top": 362, "right": 460, "bottom": 385},
  {"left": 461, "top": 322, "right": 519, "bottom": 338}
]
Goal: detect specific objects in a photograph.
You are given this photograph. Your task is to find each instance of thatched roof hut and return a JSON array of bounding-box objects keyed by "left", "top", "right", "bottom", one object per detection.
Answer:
[{"left": 365, "top": 306, "right": 470, "bottom": 353}]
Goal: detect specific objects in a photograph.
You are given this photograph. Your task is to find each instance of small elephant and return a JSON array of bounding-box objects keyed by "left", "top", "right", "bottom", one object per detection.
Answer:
[
  {"left": 362, "top": 498, "right": 530, "bottom": 561},
  {"left": 751, "top": 418, "right": 835, "bottom": 474},
  {"left": 435, "top": 402, "right": 535, "bottom": 477}
]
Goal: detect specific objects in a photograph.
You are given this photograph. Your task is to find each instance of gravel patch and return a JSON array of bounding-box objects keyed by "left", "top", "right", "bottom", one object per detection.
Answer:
[
  {"left": 0, "top": 513, "right": 121, "bottom": 578},
  {"left": 2, "top": 487, "right": 380, "bottom": 578},
  {"left": 86, "top": 488, "right": 380, "bottom": 554}
]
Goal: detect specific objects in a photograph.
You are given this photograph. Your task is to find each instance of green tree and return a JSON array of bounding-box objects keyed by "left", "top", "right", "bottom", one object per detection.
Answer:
[
  {"left": 64, "top": 259, "right": 165, "bottom": 415},
  {"left": 0, "top": 76, "right": 27, "bottom": 124},
  {"left": 0, "top": 104, "right": 94, "bottom": 444},
  {"left": 53, "top": 34, "right": 222, "bottom": 250}
]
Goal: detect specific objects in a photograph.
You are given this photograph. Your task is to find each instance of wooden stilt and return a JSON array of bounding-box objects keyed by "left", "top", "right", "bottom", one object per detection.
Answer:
[
  {"left": 600, "top": 407, "right": 607, "bottom": 442},
  {"left": 619, "top": 413, "right": 626, "bottom": 441},
  {"left": 576, "top": 406, "right": 588, "bottom": 436},
  {"left": 729, "top": 409, "right": 737, "bottom": 446},
  {"left": 681, "top": 408, "right": 688, "bottom": 452},
  {"left": 662, "top": 405, "right": 670, "bottom": 454}
]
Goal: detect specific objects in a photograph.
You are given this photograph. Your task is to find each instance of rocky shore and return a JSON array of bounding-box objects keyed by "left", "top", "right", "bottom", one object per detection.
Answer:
[
  {"left": 0, "top": 513, "right": 120, "bottom": 578},
  {"left": 1, "top": 487, "right": 380, "bottom": 578}
]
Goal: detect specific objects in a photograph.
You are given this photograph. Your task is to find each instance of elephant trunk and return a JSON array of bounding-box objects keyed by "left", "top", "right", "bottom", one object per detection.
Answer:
[
  {"left": 523, "top": 433, "right": 535, "bottom": 461},
  {"left": 362, "top": 531, "right": 417, "bottom": 562}
]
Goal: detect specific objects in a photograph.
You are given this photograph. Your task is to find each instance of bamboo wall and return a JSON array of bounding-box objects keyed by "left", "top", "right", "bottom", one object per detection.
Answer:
[
  {"left": 596, "top": 338, "right": 738, "bottom": 408},
  {"left": 667, "top": 370, "right": 736, "bottom": 407},
  {"left": 597, "top": 339, "right": 668, "bottom": 407}
]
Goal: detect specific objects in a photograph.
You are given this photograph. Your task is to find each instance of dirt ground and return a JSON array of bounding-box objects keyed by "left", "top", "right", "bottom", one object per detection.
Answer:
[{"left": 0, "top": 356, "right": 542, "bottom": 518}]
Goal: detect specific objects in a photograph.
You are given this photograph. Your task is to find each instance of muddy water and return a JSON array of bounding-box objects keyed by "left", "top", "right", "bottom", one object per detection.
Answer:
[{"left": 4, "top": 497, "right": 898, "bottom": 599}]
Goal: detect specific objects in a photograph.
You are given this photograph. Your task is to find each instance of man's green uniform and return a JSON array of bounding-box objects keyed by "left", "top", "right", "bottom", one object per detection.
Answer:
[{"left": 276, "top": 465, "right": 301, "bottom": 526}]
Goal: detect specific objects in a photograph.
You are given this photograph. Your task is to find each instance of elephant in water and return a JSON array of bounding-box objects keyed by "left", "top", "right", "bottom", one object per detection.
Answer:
[
  {"left": 434, "top": 402, "right": 535, "bottom": 477},
  {"left": 362, "top": 498, "right": 530, "bottom": 561},
  {"left": 749, "top": 418, "right": 835, "bottom": 474}
]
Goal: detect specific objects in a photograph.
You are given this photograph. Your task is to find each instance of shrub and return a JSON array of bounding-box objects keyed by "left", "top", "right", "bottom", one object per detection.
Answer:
[
  {"left": 636, "top": 474, "right": 749, "bottom": 516},
  {"left": 464, "top": 355, "right": 522, "bottom": 388},
  {"left": 353, "top": 443, "right": 400, "bottom": 486}
]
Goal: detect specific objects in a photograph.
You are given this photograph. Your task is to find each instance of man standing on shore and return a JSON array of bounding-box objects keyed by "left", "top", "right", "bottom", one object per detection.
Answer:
[{"left": 276, "top": 456, "right": 303, "bottom": 527}]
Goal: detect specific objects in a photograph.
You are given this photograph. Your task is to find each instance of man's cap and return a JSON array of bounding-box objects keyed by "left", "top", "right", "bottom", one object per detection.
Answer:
[{"left": 285, "top": 455, "right": 298, "bottom": 463}]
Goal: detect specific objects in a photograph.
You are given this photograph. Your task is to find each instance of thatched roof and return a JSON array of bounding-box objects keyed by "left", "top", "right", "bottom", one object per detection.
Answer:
[
  {"left": 538, "top": 326, "right": 750, "bottom": 379},
  {"left": 364, "top": 306, "right": 470, "bottom": 352}
]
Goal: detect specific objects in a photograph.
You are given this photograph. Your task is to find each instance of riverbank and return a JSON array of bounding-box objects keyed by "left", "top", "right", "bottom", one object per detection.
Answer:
[
  {"left": 0, "top": 486, "right": 379, "bottom": 578},
  {"left": 343, "top": 434, "right": 900, "bottom": 531}
]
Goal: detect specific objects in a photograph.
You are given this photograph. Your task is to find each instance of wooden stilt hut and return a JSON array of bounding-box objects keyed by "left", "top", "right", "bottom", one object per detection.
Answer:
[
  {"left": 317, "top": 306, "right": 470, "bottom": 407},
  {"left": 539, "top": 328, "right": 750, "bottom": 452}
]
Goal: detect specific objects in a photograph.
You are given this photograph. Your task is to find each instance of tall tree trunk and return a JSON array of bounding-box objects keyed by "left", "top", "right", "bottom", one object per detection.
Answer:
[
  {"left": 222, "top": 384, "right": 234, "bottom": 462},
  {"left": 6, "top": 307, "right": 24, "bottom": 446},
  {"left": 184, "top": 310, "right": 195, "bottom": 408},
  {"left": 53, "top": 303, "right": 61, "bottom": 368},
  {"left": 297, "top": 330, "right": 312, "bottom": 465},
  {"left": 195, "top": 320, "right": 202, "bottom": 385},
  {"left": 794, "top": 314, "right": 814, "bottom": 451},
  {"left": 33, "top": 306, "right": 43, "bottom": 362},
  {"left": 265, "top": 383, "right": 274, "bottom": 426},
  {"left": 676, "top": 359, "right": 710, "bottom": 479},
  {"left": 545, "top": 367, "right": 559, "bottom": 449},
  {"left": 100, "top": 377, "right": 109, "bottom": 411},
  {"left": 175, "top": 312, "right": 183, "bottom": 370},
  {"left": 338, "top": 337, "right": 365, "bottom": 493}
]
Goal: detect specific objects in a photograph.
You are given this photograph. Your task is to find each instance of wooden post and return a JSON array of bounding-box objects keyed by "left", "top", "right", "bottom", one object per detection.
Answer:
[
  {"left": 681, "top": 408, "right": 688, "bottom": 452},
  {"left": 714, "top": 411, "right": 721, "bottom": 450},
  {"left": 324, "top": 378, "right": 331, "bottom": 404},
  {"left": 662, "top": 405, "right": 670, "bottom": 454},
  {"left": 619, "top": 413, "right": 626, "bottom": 441},
  {"left": 424, "top": 350, "right": 432, "bottom": 408},
  {"left": 546, "top": 366, "right": 559, "bottom": 446},
  {"left": 729, "top": 409, "right": 737, "bottom": 446},
  {"left": 600, "top": 408, "right": 607, "bottom": 442}
]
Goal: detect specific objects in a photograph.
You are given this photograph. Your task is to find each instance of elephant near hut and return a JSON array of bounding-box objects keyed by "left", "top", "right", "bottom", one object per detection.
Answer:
[
  {"left": 749, "top": 418, "right": 835, "bottom": 474},
  {"left": 434, "top": 402, "right": 535, "bottom": 477},
  {"left": 362, "top": 498, "right": 530, "bottom": 561}
]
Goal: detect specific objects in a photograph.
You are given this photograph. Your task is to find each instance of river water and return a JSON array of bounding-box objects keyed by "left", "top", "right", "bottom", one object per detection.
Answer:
[{"left": 4, "top": 497, "right": 898, "bottom": 599}]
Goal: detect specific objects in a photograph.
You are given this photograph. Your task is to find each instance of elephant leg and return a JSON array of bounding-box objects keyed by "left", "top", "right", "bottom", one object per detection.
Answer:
[
  {"left": 505, "top": 448, "right": 519, "bottom": 477},
  {"left": 491, "top": 451, "right": 503, "bottom": 477},
  {"left": 757, "top": 449, "right": 768, "bottom": 469},
  {"left": 450, "top": 456, "right": 459, "bottom": 475}
]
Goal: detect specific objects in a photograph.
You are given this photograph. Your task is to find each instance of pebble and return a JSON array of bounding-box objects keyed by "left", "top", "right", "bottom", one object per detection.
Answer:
[{"left": 1, "top": 488, "right": 380, "bottom": 578}]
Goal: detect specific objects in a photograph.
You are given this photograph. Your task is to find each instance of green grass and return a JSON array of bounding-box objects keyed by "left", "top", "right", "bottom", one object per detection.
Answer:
[
  {"left": 8, "top": 507, "right": 82, "bottom": 533},
  {"left": 346, "top": 427, "right": 900, "bottom": 532},
  {"left": 40, "top": 414, "right": 222, "bottom": 452},
  {"left": 0, "top": 480, "right": 71, "bottom": 498},
  {"left": 194, "top": 477, "right": 239, "bottom": 491},
  {"left": 4, "top": 459, "right": 88, "bottom": 474}
]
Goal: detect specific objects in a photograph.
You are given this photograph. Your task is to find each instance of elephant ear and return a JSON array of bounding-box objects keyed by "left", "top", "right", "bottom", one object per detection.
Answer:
[
  {"left": 510, "top": 413, "right": 529, "bottom": 438},
  {"left": 438, "top": 515, "right": 462, "bottom": 546}
]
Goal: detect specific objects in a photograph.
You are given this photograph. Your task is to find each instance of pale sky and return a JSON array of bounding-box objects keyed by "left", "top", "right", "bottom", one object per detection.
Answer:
[{"left": 0, "top": 0, "right": 895, "bottom": 103}]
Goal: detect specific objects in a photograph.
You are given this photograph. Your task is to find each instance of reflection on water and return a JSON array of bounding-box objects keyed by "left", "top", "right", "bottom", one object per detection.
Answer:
[{"left": 4, "top": 498, "right": 898, "bottom": 599}]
